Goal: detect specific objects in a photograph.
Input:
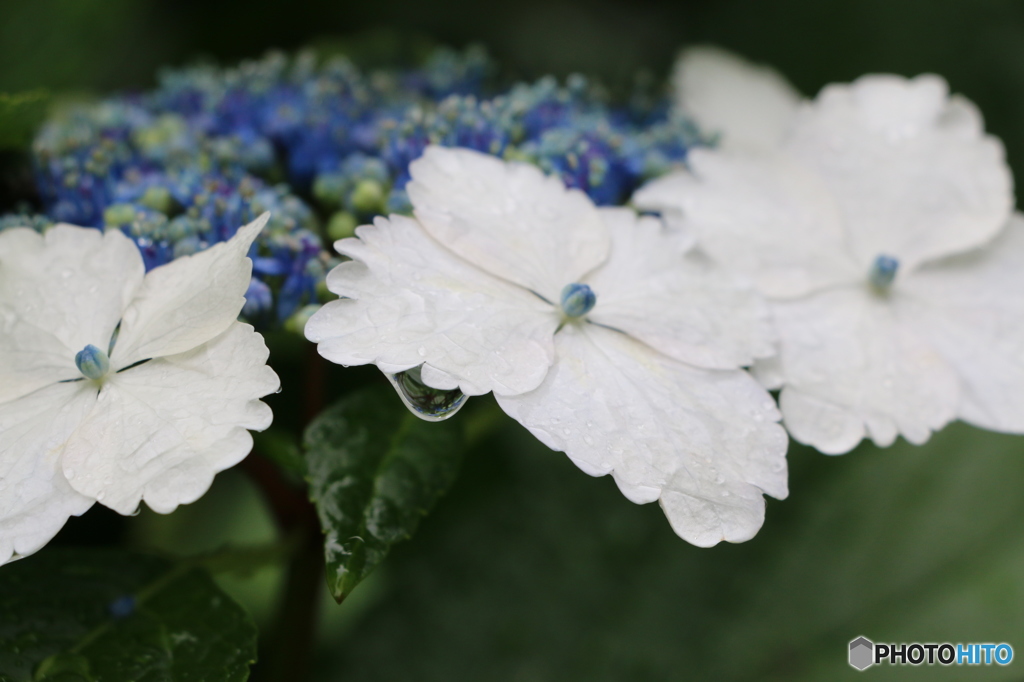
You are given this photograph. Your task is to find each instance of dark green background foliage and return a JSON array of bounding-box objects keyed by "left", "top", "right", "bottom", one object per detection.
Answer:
[
  {"left": 3, "top": 1, "right": 1024, "bottom": 680},
  {"left": 318, "top": 419, "right": 1024, "bottom": 681},
  {"left": 0, "top": 550, "right": 257, "bottom": 682}
]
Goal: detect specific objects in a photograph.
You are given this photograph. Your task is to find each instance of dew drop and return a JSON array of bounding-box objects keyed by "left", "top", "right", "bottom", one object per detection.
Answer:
[
  {"left": 65, "top": 468, "right": 75, "bottom": 479},
  {"left": 386, "top": 365, "right": 468, "bottom": 422},
  {"left": 721, "top": 491, "right": 731, "bottom": 497},
  {"left": 753, "top": 414, "right": 764, "bottom": 423},
  {"left": 417, "top": 346, "right": 426, "bottom": 357}
]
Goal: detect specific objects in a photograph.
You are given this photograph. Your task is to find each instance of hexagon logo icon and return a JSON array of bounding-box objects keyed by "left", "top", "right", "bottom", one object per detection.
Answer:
[{"left": 849, "top": 636, "right": 874, "bottom": 671}]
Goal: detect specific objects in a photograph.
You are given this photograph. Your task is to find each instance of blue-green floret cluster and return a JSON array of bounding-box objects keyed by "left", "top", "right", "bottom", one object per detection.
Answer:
[{"left": 3, "top": 45, "right": 706, "bottom": 328}]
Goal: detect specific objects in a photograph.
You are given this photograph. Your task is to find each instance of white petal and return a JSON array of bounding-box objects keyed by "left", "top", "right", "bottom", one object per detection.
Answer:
[
  {"left": 0, "top": 226, "right": 143, "bottom": 402},
  {"left": 772, "top": 288, "right": 959, "bottom": 454},
  {"left": 419, "top": 363, "right": 461, "bottom": 390},
  {"left": 750, "top": 354, "right": 785, "bottom": 390},
  {"left": 633, "top": 151, "right": 861, "bottom": 298},
  {"left": 407, "top": 146, "right": 609, "bottom": 302},
  {"left": 61, "top": 322, "right": 278, "bottom": 515},
  {"left": 672, "top": 45, "right": 801, "bottom": 151},
  {"left": 899, "top": 214, "right": 1024, "bottom": 432},
  {"left": 110, "top": 213, "right": 269, "bottom": 368},
  {"left": 0, "top": 382, "right": 96, "bottom": 565},
  {"left": 585, "top": 208, "right": 775, "bottom": 369},
  {"left": 496, "top": 323, "right": 788, "bottom": 547},
  {"left": 786, "top": 74, "right": 1012, "bottom": 270},
  {"left": 306, "top": 215, "right": 559, "bottom": 397}
]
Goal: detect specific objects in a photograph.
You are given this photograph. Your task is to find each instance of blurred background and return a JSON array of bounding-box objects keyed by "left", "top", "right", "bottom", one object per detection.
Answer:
[{"left": 4, "top": 0, "right": 1024, "bottom": 679}]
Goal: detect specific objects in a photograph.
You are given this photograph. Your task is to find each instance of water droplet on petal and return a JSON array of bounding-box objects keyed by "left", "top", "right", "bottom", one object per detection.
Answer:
[
  {"left": 386, "top": 365, "right": 468, "bottom": 422},
  {"left": 417, "top": 346, "right": 426, "bottom": 357},
  {"left": 60, "top": 269, "right": 73, "bottom": 279},
  {"left": 65, "top": 468, "right": 75, "bottom": 479}
]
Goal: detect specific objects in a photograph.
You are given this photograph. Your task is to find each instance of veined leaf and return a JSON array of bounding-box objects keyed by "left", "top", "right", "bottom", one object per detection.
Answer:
[{"left": 304, "top": 384, "right": 465, "bottom": 603}]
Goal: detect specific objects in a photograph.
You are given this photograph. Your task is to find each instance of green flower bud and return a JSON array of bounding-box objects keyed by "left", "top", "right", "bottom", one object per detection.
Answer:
[{"left": 327, "top": 211, "right": 358, "bottom": 242}]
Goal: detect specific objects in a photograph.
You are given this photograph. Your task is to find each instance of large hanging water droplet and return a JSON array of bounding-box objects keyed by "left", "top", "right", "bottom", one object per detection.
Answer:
[{"left": 386, "top": 365, "right": 468, "bottom": 422}]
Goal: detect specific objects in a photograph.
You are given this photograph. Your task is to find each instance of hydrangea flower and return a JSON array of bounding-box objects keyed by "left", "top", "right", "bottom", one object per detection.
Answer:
[
  {"left": 0, "top": 214, "right": 279, "bottom": 564},
  {"left": 29, "top": 100, "right": 330, "bottom": 326},
  {"left": 305, "top": 145, "right": 787, "bottom": 546},
  {"left": 635, "top": 69, "right": 1016, "bottom": 454},
  {"left": 18, "top": 47, "right": 709, "bottom": 329}
]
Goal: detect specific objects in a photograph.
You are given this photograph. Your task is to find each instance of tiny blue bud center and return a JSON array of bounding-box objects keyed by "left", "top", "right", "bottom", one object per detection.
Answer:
[
  {"left": 869, "top": 254, "right": 899, "bottom": 291},
  {"left": 75, "top": 344, "right": 110, "bottom": 380},
  {"left": 560, "top": 283, "right": 596, "bottom": 318},
  {"left": 108, "top": 595, "right": 136, "bottom": 619}
]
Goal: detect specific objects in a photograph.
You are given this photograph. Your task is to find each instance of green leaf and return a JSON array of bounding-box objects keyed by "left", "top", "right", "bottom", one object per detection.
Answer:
[
  {"left": 252, "top": 428, "right": 306, "bottom": 480},
  {"left": 0, "top": 91, "right": 49, "bottom": 151},
  {"left": 0, "top": 549, "right": 257, "bottom": 682},
  {"left": 304, "top": 384, "right": 465, "bottom": 603}
]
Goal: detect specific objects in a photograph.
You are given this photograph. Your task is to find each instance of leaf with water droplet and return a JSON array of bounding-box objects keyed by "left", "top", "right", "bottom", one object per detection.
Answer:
[
  {"left": 304, "top": 384, "right": 466, "bottom": 602},
  {"left": 0, "top": 549, "right": 256, "bottom": 682}
]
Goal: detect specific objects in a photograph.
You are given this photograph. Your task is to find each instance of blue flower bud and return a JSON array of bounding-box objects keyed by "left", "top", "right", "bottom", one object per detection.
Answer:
[
  {"left": 242, "top": 277, "right": 273, "bottom": 319},
  {"left": 870, "top": 254, "right": 899, "bottom": 291},
  {"left": 108, "top": 595, "right": 135, "bottom": 618},
  {"left": 560, "top": 283, "right": 596, "bottom": 318},
  {"left": 75, "top": 344, "right": 110, "bottom": 380}
]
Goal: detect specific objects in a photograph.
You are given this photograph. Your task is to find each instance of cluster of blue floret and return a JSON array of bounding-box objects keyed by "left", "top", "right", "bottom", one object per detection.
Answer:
[{"left": 1, "top": 45, "right": 704, "bottom": 329}]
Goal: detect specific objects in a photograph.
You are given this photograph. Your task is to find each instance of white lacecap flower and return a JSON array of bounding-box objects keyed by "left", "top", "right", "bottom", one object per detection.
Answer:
[
  {"left": 0, "top": 214, "right": 280, "bottom": 565},
  {"left": 636, "top": 48, "right": 1017, "bottom": 454},
  {"left": 306, "top": 145, "right": 789, "bottom": 547}
]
